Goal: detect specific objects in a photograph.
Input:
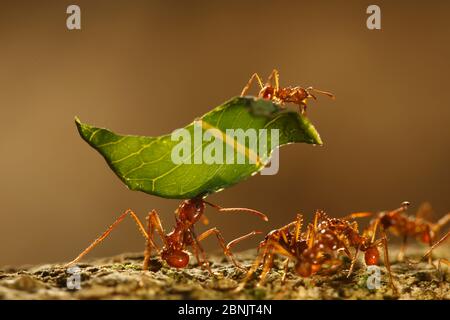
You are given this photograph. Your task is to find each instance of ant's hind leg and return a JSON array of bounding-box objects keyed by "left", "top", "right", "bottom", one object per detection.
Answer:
[
  {"left": 65, "top": 209, "right": 151, "bottom": 267},
  {"left": 240, "top": 73, "right": 264, "bottom": 96}
]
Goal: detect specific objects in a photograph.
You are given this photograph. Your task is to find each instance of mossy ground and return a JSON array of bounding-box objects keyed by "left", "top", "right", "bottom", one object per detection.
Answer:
[{"left": 0, "top": 246, "right": 448, "bottom": 300}]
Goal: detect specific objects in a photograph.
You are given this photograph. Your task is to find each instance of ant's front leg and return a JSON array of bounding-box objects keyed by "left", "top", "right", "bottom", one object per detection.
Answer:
[
  {"left": 235, "top": 241, "right": 270, "bottom": 292},
  {"left": 240, "top": 73, "right": 264, "bottom": 97},
  {"left": 65, "top": 209, "right": 154, "bottom": 267},
  {"left": 143, "top": 210, "right": 167, "bottom": 270}
]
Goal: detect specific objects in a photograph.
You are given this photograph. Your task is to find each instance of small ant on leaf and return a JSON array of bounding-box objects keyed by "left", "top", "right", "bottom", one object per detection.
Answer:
[
  {"left": 65, "top": 197, "right": 268, "bottom": 272},
  {"left": 240, "top": 69, "right": 335, "bottom": 114}
]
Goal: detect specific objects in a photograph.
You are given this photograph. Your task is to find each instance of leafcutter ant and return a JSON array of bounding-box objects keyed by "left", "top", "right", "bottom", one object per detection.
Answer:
[
  {"left": 240, "top": 69, "right": 335, "bottom": 114},
  {"left": 237, "top": 209, "right": 397, "bottom": 291},
  {"left": 366, "top": 201, "right": 450, "bottom": 263},
  {"left": 65, "top": 197, "right": 268, "bottom": 272}
]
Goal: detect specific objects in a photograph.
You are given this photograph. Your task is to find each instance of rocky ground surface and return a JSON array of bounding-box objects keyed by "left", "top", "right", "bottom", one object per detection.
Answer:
[{"left": 0, "top": 246, "right": 448, "bottom": 300}]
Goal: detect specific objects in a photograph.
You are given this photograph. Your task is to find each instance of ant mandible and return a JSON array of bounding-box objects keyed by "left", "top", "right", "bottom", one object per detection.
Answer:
[
  {"left": 240, "top": 69, "right": 335, "bottom": 114},
  {"left": 65, "top": 197, "right": 268, "bottom": 272}
]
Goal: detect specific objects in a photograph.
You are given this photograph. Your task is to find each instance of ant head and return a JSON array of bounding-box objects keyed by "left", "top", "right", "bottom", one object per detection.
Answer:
[
  {"left": 181, "top": 198, "right": 205, "bottom": 218},
  {"left": 295, "top": 261, "right": 312, "bottom": 277},
  {"left": 259, "top": 86, "right": 276, "bottom": 100},
  {"left": 364, "top": 246, "right": 380, "bottom": 265},
  {"left": 162, "top": 250, "right": 190, "bottom": 268}
]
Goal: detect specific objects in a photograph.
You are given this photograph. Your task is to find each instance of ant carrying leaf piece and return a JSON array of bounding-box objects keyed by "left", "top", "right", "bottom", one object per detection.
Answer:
[
  {"left": 66, "top": 197, "right": 267, "bottom": 271},
  {"left": 237, "top": 209, "right": 398, "bottom": 292},
  {"left": 240, "top": 69, "right": 335, "bottom": 114}
]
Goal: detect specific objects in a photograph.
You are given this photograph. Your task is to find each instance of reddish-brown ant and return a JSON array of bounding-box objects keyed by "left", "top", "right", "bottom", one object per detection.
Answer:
[
  {"left": 238, "top": 209, "right": 397, "bottom": 291},
  {"left": 365, "top": 201, "right": 450, "bottom": 263},
  {"left": 65, "top": 197, "right": 268, "bottom": 271},
  {"left": 240, "top": 69, "right": 335, "bottom": 114}
]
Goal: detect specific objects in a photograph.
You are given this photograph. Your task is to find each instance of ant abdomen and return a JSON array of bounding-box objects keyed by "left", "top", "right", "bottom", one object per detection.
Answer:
[
  {"left": 364, "top": 247, "right": 380, "bottom": 265},
  {"left": 162, "top": 250, "right": 190, "bottom": 268}
]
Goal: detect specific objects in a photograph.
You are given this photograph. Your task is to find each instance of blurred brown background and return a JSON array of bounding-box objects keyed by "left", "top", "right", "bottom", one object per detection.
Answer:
[{"left": 1, "top": 0, "right": 449, "bottom": 266}]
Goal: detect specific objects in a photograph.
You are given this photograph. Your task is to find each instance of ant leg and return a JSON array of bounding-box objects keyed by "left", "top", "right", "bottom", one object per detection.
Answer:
[
  {"left": 266, "top": 69, "right": 280, "bottom": 90},
  {"left": 147, "top": 210, "right": 168, "bottom": 246},
  {"left": 227, "top": 230, "right": 262, "bottom": 252},
  {"left": 281, "top": 258, "right": 290, "bottom": 283},
  {"left": 204, "top": 201, "right": 268, "bottom": 221},
  {"left": 258, "top": 240, "right": 295, "bottom": 286},
  {"left": 235, "top": 241, "right": 271, "bottom": 291},
  {"left": 143, "top": 212, "right": 154, "bottom": 270},
  {"left": 257, "top": 251, "right": 275, "bottom": 286},
  {"left": 143, "top": 210, "right": 166, "bottom": 270},
  {"left": 342, "top": 212, "right": 373, "bottom": 220},
  {"left": 436, "top": 212, "right": 450, "bottom": 230},
  {"left": 347, "top": 245, "right": 360, "bottom": 278},
  {"left": 298, "top": 102, "right": 307, "bottom": 115},
  {"left": 397, "top": 235, "right": 408, "bottom": 262},
  {"left": 65, "top": 209, "right": 153, "bottom": 267},
  {"left": 418, "top": 230, "right": 449, "bottom": 264},
  {"left": 240, "top": 73, "right": 264, "bottom": 96},
  {"left": 190, "top": 228, "right": 213, "bottom": 273},
  {"left": 416, "top": 202, "right": 433, "bottom": 220},
  {"left": 197, "top": 228, "right": 260, "bottom": 269},
  {"left": 379, "top": 230, "right": 398, "bottom": 293}
]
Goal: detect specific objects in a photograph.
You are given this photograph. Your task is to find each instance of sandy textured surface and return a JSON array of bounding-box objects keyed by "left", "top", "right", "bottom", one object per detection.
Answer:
[{"left": 0, "top": 246, "right": 448, "bottom": 300}]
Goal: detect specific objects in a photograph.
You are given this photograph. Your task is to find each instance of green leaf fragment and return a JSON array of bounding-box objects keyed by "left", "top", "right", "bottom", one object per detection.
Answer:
[{"left": 75, "top": 96, "right": 322, "bottom": 199}]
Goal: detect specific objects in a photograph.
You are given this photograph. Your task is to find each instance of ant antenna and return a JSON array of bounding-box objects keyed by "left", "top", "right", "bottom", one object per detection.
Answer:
[
  {"left": 203, "top": 201, "right": 269, "bottom": 222},
  {"left": 306, "top": 87, "right": 336, "bottom": 100}
]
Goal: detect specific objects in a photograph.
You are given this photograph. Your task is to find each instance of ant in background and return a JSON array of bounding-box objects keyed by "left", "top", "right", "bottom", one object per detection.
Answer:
[
  {"left": 365, "top": 201, "right": 450, "bottom": 263},
  {"left": 237, "top": 209, "right": 397, "bottom": 292},
  {"left": 240, "top": 69, "right": 335, "bottom": 114},
  {"left": 65, "top": 197, "right": 268, "bottom": 272}
]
